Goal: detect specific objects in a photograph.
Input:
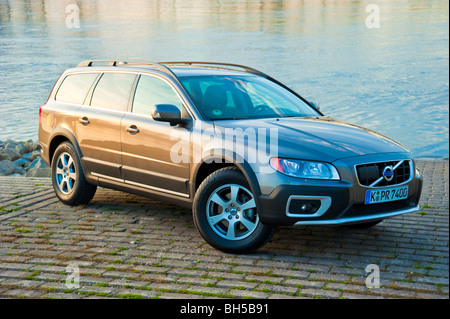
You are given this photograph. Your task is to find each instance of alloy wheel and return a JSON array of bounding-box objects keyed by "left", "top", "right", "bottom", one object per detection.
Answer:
[
  {"left": 55, "top": 152, "right": 77, "bottom": 195},
  {"left": 206, "top": 183, "right": 259, "bottom": 241}
]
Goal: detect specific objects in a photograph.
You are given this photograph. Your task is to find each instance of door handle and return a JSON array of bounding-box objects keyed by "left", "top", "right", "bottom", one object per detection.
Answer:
[
  {"left": 79, "top": 117, "right": 90, "bottom": 125},
  {"left": 126, "top": 125, "right": 140, "bottom": 134}
]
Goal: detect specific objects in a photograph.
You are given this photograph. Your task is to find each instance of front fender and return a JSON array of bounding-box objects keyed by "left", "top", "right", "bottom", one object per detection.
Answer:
[{"left": 190, "top": 148, "right": 262, "bottom": 200}]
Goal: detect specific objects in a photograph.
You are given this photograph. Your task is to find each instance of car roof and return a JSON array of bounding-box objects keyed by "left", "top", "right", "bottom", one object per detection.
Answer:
[{"left": 72, "top": 60, "right": 266, "bottom": 78}]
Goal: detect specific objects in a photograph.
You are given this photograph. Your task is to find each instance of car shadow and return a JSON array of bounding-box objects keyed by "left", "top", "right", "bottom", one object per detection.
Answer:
[{"left": 86, "top": 187, "right": 394, "bottom": 262}]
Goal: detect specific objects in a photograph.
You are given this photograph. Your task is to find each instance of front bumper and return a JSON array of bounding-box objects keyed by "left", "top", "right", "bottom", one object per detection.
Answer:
[{"left": 256, "top": 155, "right": 423, "bottom": 226}]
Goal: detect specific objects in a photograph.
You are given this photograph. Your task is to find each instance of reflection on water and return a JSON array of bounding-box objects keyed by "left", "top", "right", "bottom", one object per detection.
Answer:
[{"left": 0, "top": 0, "right": 448, "bottom": 158}]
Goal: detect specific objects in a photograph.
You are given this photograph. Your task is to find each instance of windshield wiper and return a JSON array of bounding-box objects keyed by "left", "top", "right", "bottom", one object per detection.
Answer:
[{"left": 211, "top": 117, "right": 249, "bottom": 121}]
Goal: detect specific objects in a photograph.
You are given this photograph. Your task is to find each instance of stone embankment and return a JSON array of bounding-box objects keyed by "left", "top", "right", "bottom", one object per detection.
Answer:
[{"left": 0, "top": 140, "right": 51, "bottom": 178}]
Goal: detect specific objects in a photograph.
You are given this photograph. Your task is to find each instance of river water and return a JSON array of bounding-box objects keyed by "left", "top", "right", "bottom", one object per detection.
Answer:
[{"left": 0, "top": 0, "right": 448, "bottom": 158}]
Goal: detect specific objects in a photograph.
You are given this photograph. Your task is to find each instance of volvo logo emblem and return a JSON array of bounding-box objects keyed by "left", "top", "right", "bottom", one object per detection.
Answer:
[{"left": 382, "top": 166, "right": 395, "bottom": 182}]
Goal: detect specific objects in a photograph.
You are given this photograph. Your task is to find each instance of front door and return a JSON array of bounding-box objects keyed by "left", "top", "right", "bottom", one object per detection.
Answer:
[{"left": 121, "top": 74, "right": 191, "bottom": 197}]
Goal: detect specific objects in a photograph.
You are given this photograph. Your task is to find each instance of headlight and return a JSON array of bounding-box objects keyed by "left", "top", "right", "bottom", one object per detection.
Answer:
[
  {"left": 270, "top": 158, "right": 340, "bottom": 180},
  {"left": 415, "top": 166, "right": 422, "bottom": 179}
]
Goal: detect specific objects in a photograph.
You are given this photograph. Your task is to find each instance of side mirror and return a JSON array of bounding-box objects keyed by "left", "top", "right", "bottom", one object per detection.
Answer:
[
  {"left": 151, "top": 104, "right": 184, "bottom": 126},
  {"left": 309, "top": 101, "right": 320, "bottom": 111}
]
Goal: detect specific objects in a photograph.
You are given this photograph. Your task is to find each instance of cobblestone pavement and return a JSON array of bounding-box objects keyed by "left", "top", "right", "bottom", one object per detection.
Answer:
[{"left": 0, "top": 160, "right": 448, "bottom": 299}]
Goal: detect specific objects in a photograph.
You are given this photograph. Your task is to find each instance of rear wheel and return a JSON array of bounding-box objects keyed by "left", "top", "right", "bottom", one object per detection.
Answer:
[
  {"left": 193, "top": 167, "right": 274, "bottom": 253},
  {"left": 51, "top": 142, "right": 96, "bottom": 206}
]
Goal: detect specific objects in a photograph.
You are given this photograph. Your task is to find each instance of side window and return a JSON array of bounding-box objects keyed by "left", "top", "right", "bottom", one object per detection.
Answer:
[
  {"left": 55, "top": 73, "right": 98, "bottom": 104},
  {"left": 90, "top": 73, "right": 136, "bottom": 111},
  {"left": 132, "top": 75, "right": 186, "bottom": 117}
]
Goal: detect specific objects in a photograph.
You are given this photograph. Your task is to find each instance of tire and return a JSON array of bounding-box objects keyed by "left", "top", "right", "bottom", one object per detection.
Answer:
[
  {"left": 193, "top": 167, "right": 274, "bottom": 254},
  {"left": 51, "top": 141, "right": 97, "bottom": 206}
]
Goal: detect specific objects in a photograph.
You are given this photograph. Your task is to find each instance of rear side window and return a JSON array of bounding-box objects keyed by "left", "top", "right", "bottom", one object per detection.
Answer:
[
  {"left": 90, "top": 73, "right": 136, "bottom": 111},
  {"left": 55, "top": 73, "right": 98, "bottom": 104}
]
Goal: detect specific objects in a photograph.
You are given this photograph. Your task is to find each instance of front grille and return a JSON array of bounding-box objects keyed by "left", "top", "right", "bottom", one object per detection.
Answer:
[{"left": 356, "top": 160, "right": 412, "bottom": 187}]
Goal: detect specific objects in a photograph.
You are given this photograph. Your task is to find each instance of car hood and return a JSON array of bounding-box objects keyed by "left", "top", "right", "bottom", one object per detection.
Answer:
[{"left": 213, "top": 116, "right": 410, "bottom": 163}]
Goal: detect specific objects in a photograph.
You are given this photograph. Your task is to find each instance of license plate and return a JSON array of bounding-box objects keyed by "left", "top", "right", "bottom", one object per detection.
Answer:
[{"left": 365, "top": 186, "right": 409, "bottom": 204}]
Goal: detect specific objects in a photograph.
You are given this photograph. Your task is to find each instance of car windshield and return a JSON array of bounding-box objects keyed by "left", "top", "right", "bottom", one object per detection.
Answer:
[{"left": 179, "top": 75, "right": 320, "bottom": 120}]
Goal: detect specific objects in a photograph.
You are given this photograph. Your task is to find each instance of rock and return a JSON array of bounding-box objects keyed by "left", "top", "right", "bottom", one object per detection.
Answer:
[
  {"left": 14, "top": 165, "right": 26, "bottom": 175},
  {"left": 24, "top": 140, "right": 39, "bottom": 153},
  {"left": 27, "top": 157, "right": 49, "bottom": 170},
  {"left": 3, "top": 140, "right": 17, "bottom": 150},
  {"left": 30, "top": 150, "right": 42, "bottom": 161},
  {"left": 22, "top": 152, "right": 33, "bottom": 160},
  {"left": 0, "top": 160, "right": 17, "bottom": 176},
  {"left": 2, "top": 148, "right": 21, "bottom": 161},
  {"left": 25, "top": 167, "right": 51, "bottom": 177},
  {"left": 0, "top": 140, "right": 45, "bottom": 177},
  {"left": 14, "top": 158, "right": 28, "bottom": 167},
  {"left": 22, "top": 150, "right": 41, "bottom": 161},
  {"left": 15, "top": 143, "right": 27, "bottom": 155},
  {"left": 14, "top": 141, "right": 37, "bottom": 155},
  {"left": 27, "top": 159, "right": 39, "bottom": 170},
  {"left": 0, "top": 150, "right": 11, "bottom": 161}
]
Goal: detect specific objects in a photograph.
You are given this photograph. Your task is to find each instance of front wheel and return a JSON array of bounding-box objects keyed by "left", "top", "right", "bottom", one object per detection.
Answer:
[
  {"left": 193, "top": 167, "right": 274, "bottom": 254},
  {"left": 51, "top": 141, "right": 97, "bottom": 206}
]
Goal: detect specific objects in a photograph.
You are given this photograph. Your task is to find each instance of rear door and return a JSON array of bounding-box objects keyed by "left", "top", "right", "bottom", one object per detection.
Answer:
[
  {"left": 49, "top": 72, "right": 99, "bottom": 151},
  {"left": 75, "top": 72, "right": 136, "bottom": 180},
  {"left": 121, "top": 74, "right": 191, "bottom": 197}
]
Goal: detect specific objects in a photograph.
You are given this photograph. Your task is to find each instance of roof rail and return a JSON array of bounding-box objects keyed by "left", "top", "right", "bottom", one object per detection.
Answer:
[
  {"left": 159, "top": 61, "right": 269, "bottom": 78},
  {"left": 77, "top": 60, "right": 177, "bottom": 78}
]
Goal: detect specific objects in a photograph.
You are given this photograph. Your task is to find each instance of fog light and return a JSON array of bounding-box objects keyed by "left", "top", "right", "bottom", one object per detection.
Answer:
[
  {"left": 288, "top": 199, "right": 321, "bottom": 215},
  {"left": 287, "top": 196, "right": 332, "bottom": 218}
]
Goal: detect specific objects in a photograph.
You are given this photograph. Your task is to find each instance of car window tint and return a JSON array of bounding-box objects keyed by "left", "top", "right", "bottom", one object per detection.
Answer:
[
  {"left": 182, "top": 78, "right": 243, "bottom": 117},
  {"left": 132, "top": 75, "right": 184, "bottom": 116},
  {"left": 55, "top": 73, "right": 98, "bottom": 104},
  {"left": 90, "top": 73, "right": 135, "bottom": 111}
]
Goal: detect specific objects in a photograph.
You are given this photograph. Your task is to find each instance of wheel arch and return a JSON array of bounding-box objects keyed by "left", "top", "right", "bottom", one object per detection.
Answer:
[
  {"left": 47, "top": 128, "right": 97, "bottom": 185},
  {"left": 191, "top": 150, "right": 262, "bottom": 199},
  {"left": 48, "top": 129, "right": 82, "bottom": 165}
]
